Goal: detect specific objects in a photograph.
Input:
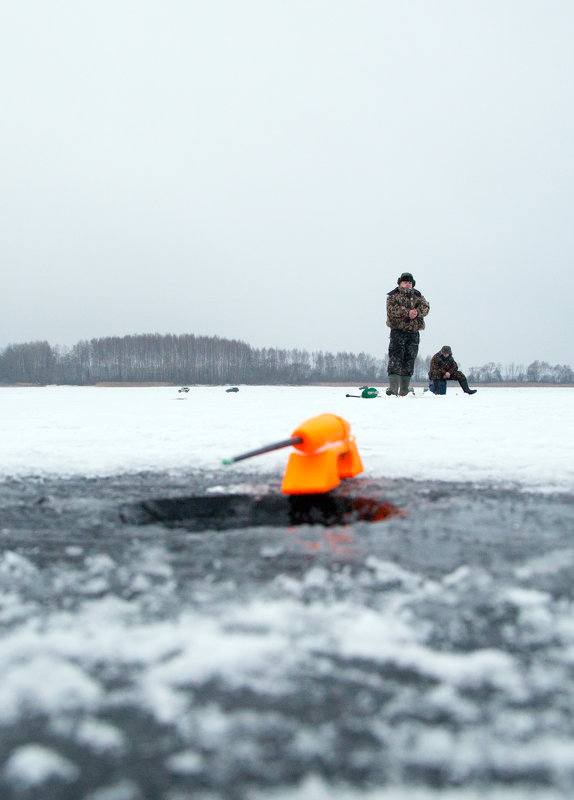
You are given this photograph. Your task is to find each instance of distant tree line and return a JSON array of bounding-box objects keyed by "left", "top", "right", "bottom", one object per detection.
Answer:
[
  {"left": 468, "top": 360, "right": 574, "bottom": 384},
  {"left": 0, "top": 335, "right": 391, "bottom": 384},
  {"left": 0, "top": 335, "right": 572, "bottom": 385}
]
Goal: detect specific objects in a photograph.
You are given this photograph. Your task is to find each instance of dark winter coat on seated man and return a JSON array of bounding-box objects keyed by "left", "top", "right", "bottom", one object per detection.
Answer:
[
  {"left": 386, "top": 272, "right": 430, "bottom": 396},
  {"left": 428, "top": 346, "right": 477, "bottom": 395}
]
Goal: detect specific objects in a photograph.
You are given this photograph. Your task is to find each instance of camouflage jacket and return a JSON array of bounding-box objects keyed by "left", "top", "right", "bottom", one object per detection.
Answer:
[
  {"left": 429, "top": 352, "right": 459, "bottom": 380},
  {"left": 386, "top": 286, "right": 430, "bottom": 332}
]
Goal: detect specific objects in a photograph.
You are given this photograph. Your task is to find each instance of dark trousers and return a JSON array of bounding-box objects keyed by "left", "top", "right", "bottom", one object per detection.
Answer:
[{"left": 387, "top": 330, "right": 420, "bottom": 377}]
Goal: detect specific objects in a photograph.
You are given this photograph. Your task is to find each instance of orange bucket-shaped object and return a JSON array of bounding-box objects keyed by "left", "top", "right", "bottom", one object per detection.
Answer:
[{"left": 281, "top": 413, "right": 363, "bottom": 495}]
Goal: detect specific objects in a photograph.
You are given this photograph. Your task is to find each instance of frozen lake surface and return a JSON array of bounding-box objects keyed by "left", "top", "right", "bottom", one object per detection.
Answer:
[
  {"left": 1, "top": 385, "right": 573, "bottom": 491},
  {"left": 0, "top": 385, "right": 573, "bottom": 799}
]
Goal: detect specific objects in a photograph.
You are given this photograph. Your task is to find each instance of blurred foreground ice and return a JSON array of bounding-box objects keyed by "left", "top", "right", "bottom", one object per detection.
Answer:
[{"left": 1, "top": 468, "right": 574, "bottom": 798}]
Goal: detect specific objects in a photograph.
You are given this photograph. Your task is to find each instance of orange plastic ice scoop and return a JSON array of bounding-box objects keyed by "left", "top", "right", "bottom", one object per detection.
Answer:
[
  {"left": 223, "top": 413, "right": 363, "bottom": 495},
  {"left": 280, "top": 413, "right": 363, "bottom": 494}
]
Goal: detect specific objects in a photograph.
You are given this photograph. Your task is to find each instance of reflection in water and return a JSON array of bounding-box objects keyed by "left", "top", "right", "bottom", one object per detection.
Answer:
[
  {"left": 286, "top": 497, "right": 406, "bottom": 559},
  {"left": 287, "top": 493, "right": 405, "bottom": 526}
]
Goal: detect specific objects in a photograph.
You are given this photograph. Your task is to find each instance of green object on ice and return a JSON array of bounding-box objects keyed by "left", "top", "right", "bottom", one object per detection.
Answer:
[{"left": 361, "top": 387, "right": 379, "bottom": 399}]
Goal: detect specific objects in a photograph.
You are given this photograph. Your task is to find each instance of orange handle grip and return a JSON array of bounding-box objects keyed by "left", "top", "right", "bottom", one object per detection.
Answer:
[{"left": 291, "top": 414, "right": 351, "bottom": 455}]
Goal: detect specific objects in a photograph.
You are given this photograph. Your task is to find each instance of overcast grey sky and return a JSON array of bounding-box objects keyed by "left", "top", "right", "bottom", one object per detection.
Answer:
[{"left": 1, "top": 0, "right": 573, "bottom": 369}]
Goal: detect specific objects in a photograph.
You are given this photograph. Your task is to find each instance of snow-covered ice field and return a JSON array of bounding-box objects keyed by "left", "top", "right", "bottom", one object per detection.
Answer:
[
  {"left": 1, "top": 385, "right": 574, "bottom": 800},
  {"left": 1, "top": 385, "right": 573, "bottom": 491}
]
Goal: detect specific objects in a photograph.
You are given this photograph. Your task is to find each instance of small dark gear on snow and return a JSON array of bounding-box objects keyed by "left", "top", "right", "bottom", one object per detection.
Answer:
[{"left": 226, "top": 387, "right": 239, "bottom": 393}]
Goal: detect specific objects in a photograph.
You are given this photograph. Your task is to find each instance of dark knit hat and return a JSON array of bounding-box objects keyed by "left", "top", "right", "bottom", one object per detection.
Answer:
[
  {"left": 397, "top": 272, "right": 415, "bottom": 287},
  {"left": 441, "top": 345, "right": 452, "bottom": 355}
]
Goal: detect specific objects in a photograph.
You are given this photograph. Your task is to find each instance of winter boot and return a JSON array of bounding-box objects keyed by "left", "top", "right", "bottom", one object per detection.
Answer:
[
  {"left": 386, "top": 375, "right": 400, "bottom": 396},
  {"left": 398, "top": 375, "right": 411, "bottom": 396},
  {"left": 458, "top": 377, "right": 477, "bottom": 395}
]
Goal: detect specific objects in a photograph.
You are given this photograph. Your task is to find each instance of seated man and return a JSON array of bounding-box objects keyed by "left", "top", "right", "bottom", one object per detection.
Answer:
[{"left": 428, "top": 346, "right": 477, "bottom": 395}]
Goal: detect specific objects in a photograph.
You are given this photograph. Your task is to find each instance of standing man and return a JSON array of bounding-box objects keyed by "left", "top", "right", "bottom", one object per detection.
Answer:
[
  {"left": 386, "top": 272, "right": 430, "bottom": 396},
  {"left": 428, "top": 345, "right": 477, "bottom": 394}
]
